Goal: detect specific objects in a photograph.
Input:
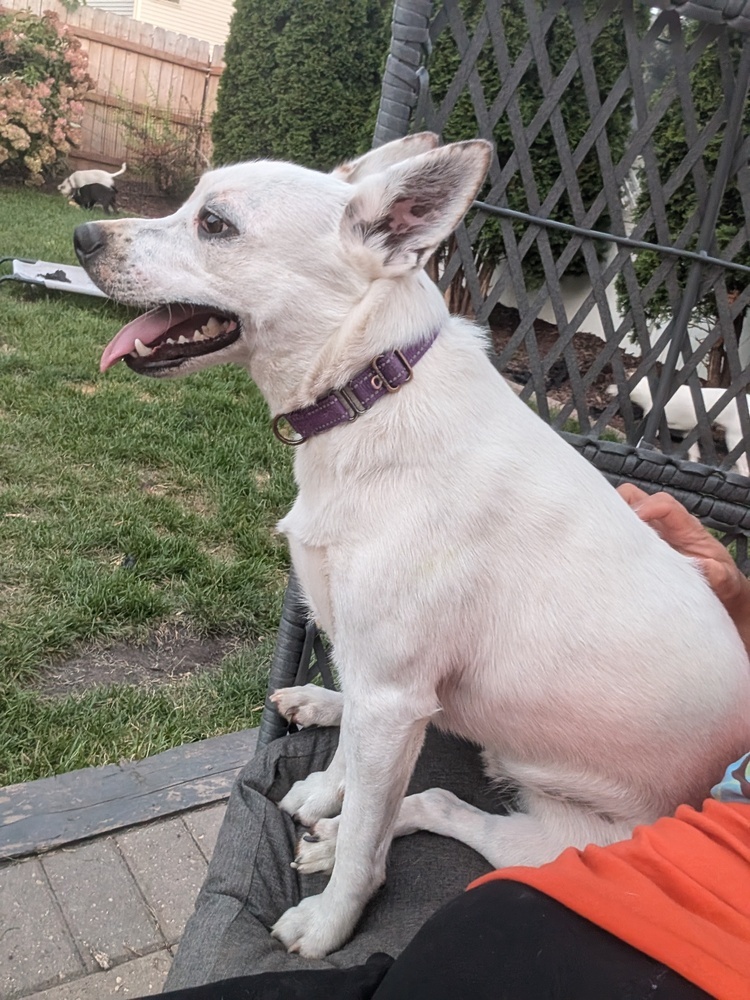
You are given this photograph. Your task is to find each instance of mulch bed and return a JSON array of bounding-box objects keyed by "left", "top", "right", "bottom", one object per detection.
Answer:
[
  {"left": 115, "top": 180, "right": 182, "bottom": 219},
  {"left": 41, "top": 176, "right": 182, "bottom": 219},
  {"left": 488, "top": 303, "right": 644, "bottom": 429}
]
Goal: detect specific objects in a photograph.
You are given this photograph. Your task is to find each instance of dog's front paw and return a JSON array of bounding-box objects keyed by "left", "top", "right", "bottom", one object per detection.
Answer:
[
  {"left": 279, "top": 769, "right": 344, "bottom": 826},
  {"left": 271, "top": 893, "right": 357, "bottom": 957},
  {"left": 270, "top": 684, "right": 343, "bottom": 728},
  {"left": 292, "top": 816, "right": 339, "bottom": 874}
]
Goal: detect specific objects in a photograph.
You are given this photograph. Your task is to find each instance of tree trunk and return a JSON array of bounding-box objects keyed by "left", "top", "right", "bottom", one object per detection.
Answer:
[{"left": 705, "top": 338, "right": 728, "bottom": 387}]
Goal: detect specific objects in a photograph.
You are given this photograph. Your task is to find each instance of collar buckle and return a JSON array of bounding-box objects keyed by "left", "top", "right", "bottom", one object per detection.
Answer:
[
  {"left": 272, "top": 413, "right": 306, "bottom": 445},
  {"left": 333, "top": 385, "right": 366, "bottom": 419},
  {"left": 371, "top": 349, "right": 413, "bottom": 392},
  {"left": 272, "top": 330, "right": 438, "bottom": 445}
]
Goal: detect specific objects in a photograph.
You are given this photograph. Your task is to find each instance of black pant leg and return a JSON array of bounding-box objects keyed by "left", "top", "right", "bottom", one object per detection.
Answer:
[
  {"left": 151, "top": 882, "right": 712, "bottom": 1000},
  {"left": 372, "top": 881, "right": 712, "bottom": 1000},
  {"left": 155, "top": 952, "right": 394, "bottom": 1000}
]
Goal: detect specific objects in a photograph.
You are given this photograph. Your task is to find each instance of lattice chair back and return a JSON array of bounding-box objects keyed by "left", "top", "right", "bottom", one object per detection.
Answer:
[{"left": 258, "top": 0, "right": 750, "bottom": 746}]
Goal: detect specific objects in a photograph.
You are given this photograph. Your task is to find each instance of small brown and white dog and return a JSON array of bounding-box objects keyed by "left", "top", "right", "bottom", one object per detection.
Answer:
[
  {"left": 72, "top": 135, "right": 750, "bottom": 958},
  {"left": 58, "top": 162, "right": 126, "bottom": 199}
]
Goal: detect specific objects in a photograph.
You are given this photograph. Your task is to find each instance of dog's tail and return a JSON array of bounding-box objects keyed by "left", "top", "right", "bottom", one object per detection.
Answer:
[{"left": 112, "top": 163, "right": 127, "bottom": 177}]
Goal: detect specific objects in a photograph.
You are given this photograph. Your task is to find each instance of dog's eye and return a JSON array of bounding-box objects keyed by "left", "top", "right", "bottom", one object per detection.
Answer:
[{"left": 198, "top": 210, "right": 233, "bottom": 236}]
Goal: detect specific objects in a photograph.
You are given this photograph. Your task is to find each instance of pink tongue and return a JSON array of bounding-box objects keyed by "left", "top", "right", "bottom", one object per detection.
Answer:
[{"left": 100, "top": 304, "right": 204, "bottom": 372}]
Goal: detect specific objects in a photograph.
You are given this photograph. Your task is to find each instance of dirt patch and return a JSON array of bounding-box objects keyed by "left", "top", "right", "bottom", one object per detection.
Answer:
[
  {"left": 115, "top": 182, "right": 182, "bottom": 219},
  {"left": 37, "top": 626, "right": 241, "bottom": 697},
  {"left": 67, "top": 382, "right": 98, "bottom": 395},
  {"left": 200, "top": 541, "right": 238, "bottom": 563},
  {"left": 42, "top": 177, "right": 182, "bottom": 220},
  {"left": 139, "top": 477, "right": 172, "bottom": 498}
]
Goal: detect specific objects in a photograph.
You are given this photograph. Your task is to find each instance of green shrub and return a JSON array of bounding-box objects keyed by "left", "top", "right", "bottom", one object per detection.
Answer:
[
  {"left": 119, "top": 92, "right": 204, "bottom": 199},
  {"left": 212, "top": 0, "right": 391, "bottom": 170},
  {"left": 616, "top": 26, "right": 748, "bottom": 384},
  {"left": 0, "top": 9, "right": 91, "bottom": 185}
]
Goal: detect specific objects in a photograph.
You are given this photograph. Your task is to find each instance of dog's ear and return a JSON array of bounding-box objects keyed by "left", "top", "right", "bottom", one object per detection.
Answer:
[
  {"left": 342, "top": 139, "right": 492, "bottom": 274},
  {"left": 332, "top": 133, "right": 440, "bottom": 184}
]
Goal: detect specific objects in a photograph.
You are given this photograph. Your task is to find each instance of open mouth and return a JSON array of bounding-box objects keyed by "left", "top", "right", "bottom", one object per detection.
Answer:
[{"left": 99, "top": 303, "right": 241, "bottom": 375}]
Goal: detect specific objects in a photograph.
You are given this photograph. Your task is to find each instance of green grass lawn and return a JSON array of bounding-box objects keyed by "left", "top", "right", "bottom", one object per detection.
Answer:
[{"left": 0, "top": 185, "right": 296, "bottom": 785}]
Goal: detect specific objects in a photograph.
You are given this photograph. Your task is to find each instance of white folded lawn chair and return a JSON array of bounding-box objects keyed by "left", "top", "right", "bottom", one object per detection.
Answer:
[{"left": 0, "top": 256, "right": 108, "bottom": 298}]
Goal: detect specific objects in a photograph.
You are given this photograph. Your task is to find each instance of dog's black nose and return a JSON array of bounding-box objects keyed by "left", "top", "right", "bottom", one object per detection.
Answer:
[{"left": 73, "top": 223, "right": 107, "bottom": 264}]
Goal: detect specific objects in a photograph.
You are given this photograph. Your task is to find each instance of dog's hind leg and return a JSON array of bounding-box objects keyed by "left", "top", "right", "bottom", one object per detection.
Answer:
[
  {"left": 290, "top": 783, "right": 636, "bottom": 876},
  {"left": 394, "top": 787, "right": 638, "bottom": 869}
]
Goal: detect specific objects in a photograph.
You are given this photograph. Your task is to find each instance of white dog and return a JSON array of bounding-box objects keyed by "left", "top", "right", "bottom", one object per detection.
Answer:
[
  {"left": 609, "top": 378, "right": 750, "bottom": 476},
  {"left": 58, "top": 162, "right": 126, "bottom": 198},
  {"left": 74, "top": 134, "right": 750, "bottom": 958}
]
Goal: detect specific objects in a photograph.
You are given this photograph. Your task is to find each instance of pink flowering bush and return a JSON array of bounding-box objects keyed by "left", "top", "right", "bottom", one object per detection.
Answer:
[{"left": 0, "top": 10, "right": 91, "bottom": 185}]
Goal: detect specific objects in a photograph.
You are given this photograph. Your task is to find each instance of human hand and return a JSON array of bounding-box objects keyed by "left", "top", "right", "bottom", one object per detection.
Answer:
[{"left": 616, "top": 483, "right": 745, "bottom": 607}]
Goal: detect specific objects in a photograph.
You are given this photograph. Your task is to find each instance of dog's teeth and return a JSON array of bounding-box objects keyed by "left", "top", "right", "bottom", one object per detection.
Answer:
[
  {"left": 166, "top": 337, "right": 175, "bottom": 345},
  {"left": 134, "top": 338, "right": 153, "bottom": 357},
  {"left": 194, "top": 330, "right": 206, "bottom": 341},
  {"left": 177, "top": 335, "right": 189, "bottom": 344},
  {"left": 290, "top": 861, "right": 299, "bottom": 870},
  {"left": 206, "top": 316, "right": 221, "bottom": 336}
]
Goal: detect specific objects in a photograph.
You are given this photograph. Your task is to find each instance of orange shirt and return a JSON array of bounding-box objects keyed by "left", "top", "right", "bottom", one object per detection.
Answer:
[{"left": 469, "top": 799, "right": 750, "bottom": 1000}]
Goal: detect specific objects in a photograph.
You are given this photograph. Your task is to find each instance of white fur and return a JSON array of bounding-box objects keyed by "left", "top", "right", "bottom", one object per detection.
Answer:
[
  {"left": 611, "top": 377, "right": 750, "bottom": 476},
  {"left": 58, "top": 163, "right": 126, "bottom": 197},
  {"left": 82, "top": 134, "right": 750, "bottom": 958},
  {"left": 271, "top": 683, "right": 343, "bottom": 729}
]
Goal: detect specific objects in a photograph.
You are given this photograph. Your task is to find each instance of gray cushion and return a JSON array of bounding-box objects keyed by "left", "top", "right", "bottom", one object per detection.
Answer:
[{"left": 165, "top": 726, "right": 510, "bottom": 991}]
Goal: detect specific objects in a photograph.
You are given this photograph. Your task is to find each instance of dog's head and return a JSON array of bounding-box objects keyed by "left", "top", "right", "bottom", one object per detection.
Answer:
[
  {"left": 74, "top": 134, "right": 492, "bottom": 393},
  {"left": 58, "top": 176, "right": 75, "bottom": 196}
]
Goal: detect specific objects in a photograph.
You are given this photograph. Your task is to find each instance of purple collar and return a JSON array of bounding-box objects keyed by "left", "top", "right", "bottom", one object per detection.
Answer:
[{"left": 272, "top": 331, "right": 439, "bottom": 445}]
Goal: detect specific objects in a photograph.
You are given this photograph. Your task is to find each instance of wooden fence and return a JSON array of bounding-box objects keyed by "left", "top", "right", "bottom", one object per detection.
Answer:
[{"left": 3, "top": 0, "right": 224, "bottom": 176}]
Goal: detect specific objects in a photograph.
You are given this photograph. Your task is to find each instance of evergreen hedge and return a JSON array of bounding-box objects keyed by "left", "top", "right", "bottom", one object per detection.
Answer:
[
  {"left": 212, "top": 0, "right": 391, "bottom": 171},
  {"left": 618, "top": 28, "right": 749, "bottom": 328},
  {"left": 213, "top": 0, "right": 647, "bottom": 292}
]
